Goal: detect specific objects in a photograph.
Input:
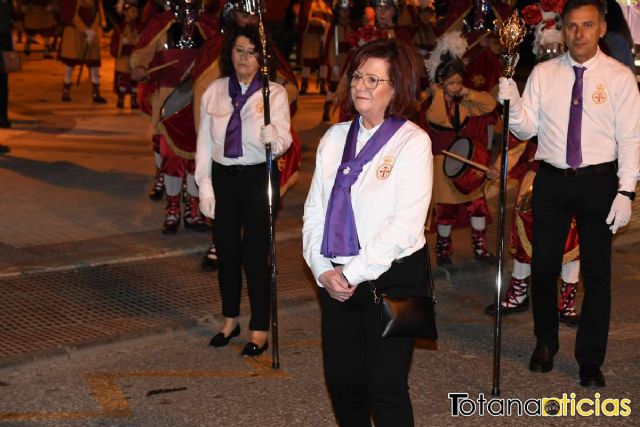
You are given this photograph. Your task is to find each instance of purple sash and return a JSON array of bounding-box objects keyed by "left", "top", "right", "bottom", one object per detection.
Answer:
[
  {"left": 320, "top": 115, "right": 406, "bottom": 258},
  {"left": 223, "top": 73, "right": 262, "bottom": 158}
]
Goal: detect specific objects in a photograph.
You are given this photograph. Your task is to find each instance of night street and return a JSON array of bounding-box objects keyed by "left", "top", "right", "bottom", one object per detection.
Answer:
[{"left": 0, "top": 37, "right": 639, "bottom": 426}]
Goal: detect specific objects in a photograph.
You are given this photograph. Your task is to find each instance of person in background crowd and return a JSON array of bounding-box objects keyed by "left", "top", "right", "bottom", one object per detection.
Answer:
[
  {"left": 499, "top": 0, "right": 640, "bottom": 387},
  {"left": 321, "top": 0, "right": 354, "bottom": 122},
  {"left": 130, "top": 0, "right": 218, "bottom": 234},
  {"left": 297, "top": 0, "right": 333, "bottom": 95},
  {"left": 58, "top": 0, "right": 108, "bottom": 103},
  {"left": 0, "top": 0, "right": 13, "bottom": 129},
  {"left": 420, "top": 31, "right": 498, "bottom": 269},
  {"left": 303, "top": 38, "right": 433, "bottom": 427},
  {"left": 196, "top": 24, "right": 292, "bottom": 356},
  {"left": 602, "top": 0, "right": 635, "bottom": 72},
  {"left": 194, "top": 0, "right": 301, "bottom": 272},
  {"left": 22, "top": 0, "right": 57, "bottom": 58},
  {"left": 411, "top": 0, "right": 437, "bottom": 92},
  {"left": 485, "top": 4, "right": 582, "bottom": 327},
  {"left": 110, "top": 0, "right": 141, "bottom": 109}
]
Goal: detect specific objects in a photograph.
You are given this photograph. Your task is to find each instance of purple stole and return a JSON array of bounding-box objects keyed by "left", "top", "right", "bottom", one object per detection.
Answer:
[
  {"left": 320, "top": 115, "right": 406, "bottom": 258},
  {"left": 223, "top": 73, "right": 262, "bottom": 158}
]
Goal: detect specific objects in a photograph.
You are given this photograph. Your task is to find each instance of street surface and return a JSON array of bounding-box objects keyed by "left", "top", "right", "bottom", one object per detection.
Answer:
[{"left": 0, "top": 38, "right": 638, "bottom": 426}]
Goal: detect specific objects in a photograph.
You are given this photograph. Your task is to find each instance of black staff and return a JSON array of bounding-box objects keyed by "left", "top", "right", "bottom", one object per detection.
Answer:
[
  {"left": 256, "top": 1, "right": 280, "bottom": 369},
  {"left": 492, "top": 11, "right": 526, "bottom": 397}
]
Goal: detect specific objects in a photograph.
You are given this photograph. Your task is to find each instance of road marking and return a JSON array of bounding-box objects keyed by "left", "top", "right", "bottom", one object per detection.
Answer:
[{"left": 0, "top": 343, "right": 302, "bottom": 422}]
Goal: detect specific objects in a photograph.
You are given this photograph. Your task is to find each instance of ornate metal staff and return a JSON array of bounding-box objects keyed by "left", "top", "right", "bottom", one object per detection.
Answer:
[
  {"left": 492, "top": 11, "right": 526, "bottom": 397},
  {"left": 256, "top": 0, "right": 280, "bottom": 369}
]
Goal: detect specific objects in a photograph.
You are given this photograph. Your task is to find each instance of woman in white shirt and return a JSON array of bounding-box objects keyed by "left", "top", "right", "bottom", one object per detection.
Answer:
[
  {"left": 303, "top": 38, "right": 433, "bottom": 426},
  {"left": 195, "top": 24, "right": 292, "bottom": 357}
]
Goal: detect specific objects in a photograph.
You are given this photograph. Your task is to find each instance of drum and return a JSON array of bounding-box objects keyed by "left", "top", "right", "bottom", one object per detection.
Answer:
[
  {"left": 443, "top": 137, "right": 490, "bottom": 195},
  {"left": 160, "top": 78, "right": 196, "bottom": 155}
]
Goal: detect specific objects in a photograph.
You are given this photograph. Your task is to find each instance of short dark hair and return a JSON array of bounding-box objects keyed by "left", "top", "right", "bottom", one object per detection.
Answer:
[
  {"left": 343, "top": 38, "right": 420, "bottom": 119},
  {"left": 435, "top": 55, "right": 466, "bottom": 84},
  {"left": 562, "top": 0, "right": 606, "bottom": 21},
  {"left": 219, "top": 22, "right": 275, "bottom": 80}
]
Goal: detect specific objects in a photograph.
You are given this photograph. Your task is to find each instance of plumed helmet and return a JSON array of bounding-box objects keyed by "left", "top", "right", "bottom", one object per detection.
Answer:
[
  {"left": 370, "top": 0, "right": 399, "bottom": 7},
  {"left": 333, "top": 0, "right": 352, "bottom": 9},
  {"left": 223, "top": 0, "right": 262, "bottom": 19}
]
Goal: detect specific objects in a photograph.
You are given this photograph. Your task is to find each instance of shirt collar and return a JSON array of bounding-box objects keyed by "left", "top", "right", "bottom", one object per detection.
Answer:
[
  {"left": 358, "top": 116, "right": 383, "bottom": 140},
  {"left": 564, "top": 47, "right": 602, "bottom": 70},
  {"left": 239, "top": 81, "right": 250, "bottom": 95}
]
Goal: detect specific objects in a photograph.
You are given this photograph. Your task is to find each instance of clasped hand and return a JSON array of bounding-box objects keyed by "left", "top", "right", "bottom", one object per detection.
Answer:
[
  {"left": 260, "top": 124, "right": 278, "bottom": 146},
  {"left": 319, "top": 266, "right": 354, "bottom": 302}
]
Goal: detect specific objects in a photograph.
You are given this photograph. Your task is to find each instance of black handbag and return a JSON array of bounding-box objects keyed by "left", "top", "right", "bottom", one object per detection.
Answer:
[{"left": 371, "top": 245, "right": 438, "bottom": 340}]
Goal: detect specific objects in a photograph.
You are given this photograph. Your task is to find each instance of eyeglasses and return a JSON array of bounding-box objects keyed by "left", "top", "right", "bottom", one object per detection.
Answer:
[
  {"left": 349, "top": 71, "right": 392, "bottom": 90},
  {"left": 233, "top": 46, "right": 259, "bottom": 58}
]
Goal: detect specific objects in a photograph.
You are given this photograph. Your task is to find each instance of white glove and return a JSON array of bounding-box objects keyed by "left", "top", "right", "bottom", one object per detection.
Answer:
[
  {"left": 497, "top": 77, "right": 521, "bottom": 106},
  {"left": 199, "top": 196, "right": 216, "bottom": 219},
  {"left": 260, "top": 124, "right": 278, "bottom": 146},
  {"left": 606, "top": 193, "right": 632, "bottom": 234},
  {"left": 85, "top": 29, "right": 97, "bottom": 44}
]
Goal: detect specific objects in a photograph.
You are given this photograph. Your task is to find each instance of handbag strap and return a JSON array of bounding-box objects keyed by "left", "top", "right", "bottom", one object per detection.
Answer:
[
  {"left": 424, "top": 241, "right": 437, "bottom": 303},
  {"left": 368, "top": 243, "right": 437, "bottom": 304}
]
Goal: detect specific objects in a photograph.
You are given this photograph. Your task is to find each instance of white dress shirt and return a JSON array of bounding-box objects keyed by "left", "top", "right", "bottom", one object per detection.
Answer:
[
  {"left": 303, "top": 118, "right": 434, "bottom": 287},
  {"left": 195, "top": 77, "right": 292, "bottom": 200},
  {"left": 508, "top": 49, "right": 640, "bottom": 192}
]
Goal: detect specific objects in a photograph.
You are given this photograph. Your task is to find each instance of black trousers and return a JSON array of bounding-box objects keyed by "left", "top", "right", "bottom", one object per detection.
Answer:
[
  {"left": 320, "top": 247, "right": 430, "bottom": 427},
  {"left": 531, "top": 163, "right": 618, "bottom": 366},
  {"left": 212, "top": 161, "right": 280, "bottom": 331},
  {"left": 0, "top": 72, "right": 7, "bottom": 123}
]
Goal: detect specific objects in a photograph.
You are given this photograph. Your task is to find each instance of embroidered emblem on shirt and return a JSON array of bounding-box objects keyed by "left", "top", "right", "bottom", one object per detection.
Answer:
[
  {"left": 383, "top": 156, "right": 395, "bottom": 165},
  {"left": 592, "top": 90, "right": 606, "bottom": 105},
  {"left": 256, "top": 101, "right": 264, "bottom": 113},
  {"left": 376, "top": 164, "right": 392, "bottom": 180}
]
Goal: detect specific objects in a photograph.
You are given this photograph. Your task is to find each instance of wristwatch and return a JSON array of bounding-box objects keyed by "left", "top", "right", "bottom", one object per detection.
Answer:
[{"left": 618, "top": 191, "right": 636, "bottom": 201}]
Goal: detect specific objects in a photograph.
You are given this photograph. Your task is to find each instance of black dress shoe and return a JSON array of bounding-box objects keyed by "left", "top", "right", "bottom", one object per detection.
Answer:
[
  {"left": 209, "top": 324, "right": 240, "bottom": 347},
  {"left": 529, "top": 343, "right": 556, "bottom": 373},
  {"left": 201, "top": 254, "right": 218, "bottom": 271},
  {"left": 580, "top": 364, "right": 605, "bottom": 387},
  {"left": 241, "top": 341, "right": 268, "bottom": 357},
  {"left": 484, "top": 297, "right": 529, "bottom": 316},
  {"left": 559, "top": 312, "right": 580, "bottom": 328}
]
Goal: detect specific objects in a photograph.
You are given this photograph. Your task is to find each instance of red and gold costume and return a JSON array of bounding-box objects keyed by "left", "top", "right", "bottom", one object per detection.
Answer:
[
  {"left": 418, "top": 84, "right": 497, "bottom": 265},
  {"left": 22, "top": 0, "right": 57, "bottom": 57},
  {"left": 297, "top": 0, "right": 332, "bottom": 94},
  {"left": 58, "top": 0, "right": 101, "bottom": 67},
  {"left": 130, "top": 9, "right": 220, "bottom": 233},
  {"left": 110, "top": 11, "right": 141, "bottom": 107}
]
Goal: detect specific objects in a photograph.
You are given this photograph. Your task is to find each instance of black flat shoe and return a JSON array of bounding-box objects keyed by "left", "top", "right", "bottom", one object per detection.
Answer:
[
  {"left": 241, "top": 341, "right": 268, "bottom": 357},
  {"left": 209, "top": 324, "right": 240, "bottom": 347},
  {"left": 580, "top": 364, "right": 605, "bottom": 388},
  {"left": 529, "top": 343, "right": 556, "bottom": 373}
]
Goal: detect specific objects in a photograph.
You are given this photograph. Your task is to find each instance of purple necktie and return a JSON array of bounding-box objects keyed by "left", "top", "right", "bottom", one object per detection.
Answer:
[
  {"left": 320, "top": 115, "right": 406, "bottom": 258},
  {"left": 223, "top": 73, "right": 262, "bottom": 158},
  {"left": 566, "top": 66, "right": 586, "bottom": 169}
]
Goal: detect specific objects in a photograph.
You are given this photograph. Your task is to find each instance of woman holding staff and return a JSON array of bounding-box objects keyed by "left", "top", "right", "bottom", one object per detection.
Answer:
[{"left": 195, "top": 24, "right": 292, "bottom": 357}]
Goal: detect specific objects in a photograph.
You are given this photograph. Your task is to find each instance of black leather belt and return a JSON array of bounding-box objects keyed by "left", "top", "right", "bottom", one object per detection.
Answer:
[
  {"left": 212, "top": 161, "right": 271, "bottom": 176},
  {"left": 540, "top": 161, "right": 617, "bottom": 176}
]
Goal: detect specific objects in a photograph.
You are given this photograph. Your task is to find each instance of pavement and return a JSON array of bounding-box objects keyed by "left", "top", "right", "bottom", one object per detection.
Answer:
[{"left": 0, "top": 38, "right": 639, "bottom": 426}]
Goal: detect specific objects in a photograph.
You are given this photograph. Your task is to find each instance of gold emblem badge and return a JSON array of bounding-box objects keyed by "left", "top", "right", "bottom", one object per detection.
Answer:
[
  {"left": 376, "top": 164, "right": 392, "bottom": 180},
  {"left": 592, "top": 91, "right": 606, "bottom": 104},
  {"left": 383, "top": 156, "right": 395, "bottom": 164},
  {"left": 256, "top": 102, "right": 264, "bottom": 113}
]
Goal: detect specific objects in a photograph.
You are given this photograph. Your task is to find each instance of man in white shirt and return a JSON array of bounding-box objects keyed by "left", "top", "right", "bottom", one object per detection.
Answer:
[{"left": 499, "top": 0, "right": 639, "bottom": 388}]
